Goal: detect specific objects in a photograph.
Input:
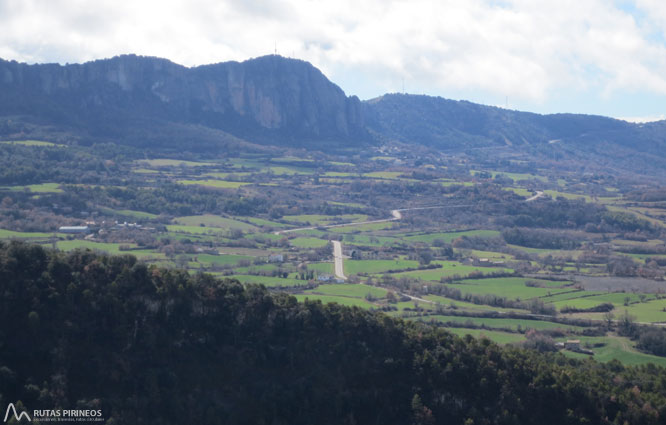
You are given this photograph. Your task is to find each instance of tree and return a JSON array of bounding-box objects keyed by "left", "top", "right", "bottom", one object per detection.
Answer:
[
  {"left": 603, "top": 311, "right": 615, "bottom": 328},
  {"left": 411, "top": 394, "right": 435, "bottom": 425},
  {"left": 617, "top": 310, "right": 638, "bottom": 337}
]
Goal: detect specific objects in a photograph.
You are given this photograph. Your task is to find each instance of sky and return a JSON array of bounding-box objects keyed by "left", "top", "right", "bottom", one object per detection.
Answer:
[{"left": 1, "top": 0, "right": 666, "bottom": 122}]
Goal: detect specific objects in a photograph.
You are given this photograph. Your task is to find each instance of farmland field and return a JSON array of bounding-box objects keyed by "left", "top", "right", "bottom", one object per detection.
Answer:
[
  {"left": 392, "top": 263, "right": 512, "bottom": 281},
  {"left": 54, "top": 240, "right": 137, "bottom": 254},
  {"left": 4, "top": 141, "right": 666, "bottom": 368},
  {"left": 304, "top": 284, "right": 388, "bottom": 299},
  {"left": 418, "top": 315, "right": 584, "bottom": 331},
  {"left": 0, "top": 229, "right": 56, "bottom": 238},
  {"left": 290, "top": 237, "right": 329, "bottom": 248},
  {"left": 344, "top": 259, "right": 420, "bottom": 275},
  {"left": 178, "top": 179, "right": 249, "bottom": 189},
  {"left": 230, "top": 275, "right": 308, "bottom": 287},
  {"left": 405, "top": 230, "right": 501, "bottom": 244},
  {"left": 174, "top": 215, "right": 257, "bottom": 230},
  {"left": 294, "top": 294, "right": 376, "bottom": 308},
  {"left": 450, "top": 277, "right": 572, "bottom": 300},
  {"left": 137, "top": 159, "right": 215, "bottom": 167}
]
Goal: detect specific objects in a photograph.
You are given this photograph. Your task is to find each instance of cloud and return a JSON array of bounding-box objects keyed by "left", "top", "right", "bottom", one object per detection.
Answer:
[{"left": 1, "top": 0, "right": 666, "bottom": 110}]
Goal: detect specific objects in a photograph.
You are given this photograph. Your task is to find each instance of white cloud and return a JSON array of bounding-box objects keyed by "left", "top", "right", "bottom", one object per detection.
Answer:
[{"left": 1, "top": 0, "right": 666, "bottom": 109}]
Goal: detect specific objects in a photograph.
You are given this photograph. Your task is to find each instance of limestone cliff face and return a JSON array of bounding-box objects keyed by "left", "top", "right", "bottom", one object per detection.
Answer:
[{"left": 0, "top": 54, "right": 365, "bottom": 145}]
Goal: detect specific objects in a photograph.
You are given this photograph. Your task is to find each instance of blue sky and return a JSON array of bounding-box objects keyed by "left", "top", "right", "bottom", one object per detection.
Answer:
[{"left": 1, "top": 0, "right": 665, "bottom": 122}]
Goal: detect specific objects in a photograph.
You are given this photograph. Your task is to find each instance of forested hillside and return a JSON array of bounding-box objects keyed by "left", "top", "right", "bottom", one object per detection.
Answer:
[{"left": 2, "top": 241, "right": 666, "bottom": 424}]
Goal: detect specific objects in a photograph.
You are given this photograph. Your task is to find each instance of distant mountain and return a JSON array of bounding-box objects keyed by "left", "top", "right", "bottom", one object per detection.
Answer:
[
  {"left": 364, "top": 93, "right": 666, "bottom": 155},
  {"left": 363, "top": 93, "right": 666, "bottom": 175},
  {"left": 0, "top": 54, "right": 665, "bottom": 174},
  {"left": 0, "top": 54, "right": 366, "bottom": 148}
]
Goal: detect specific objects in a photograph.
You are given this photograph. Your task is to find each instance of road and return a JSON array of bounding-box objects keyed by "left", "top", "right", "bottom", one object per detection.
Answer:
[
  {"left": 274, "top": 205, "right": 470, "bottom": 235},
  {"left": 274, "top": 209, "right": 406, "bottom": 235},
  {"left": 526, "top": 191, "right": 545, "bottom": 202},
  {"left": 277, "top": 199, "right": 537, "bottom": 287},
  {"left": 332, "top": 240, "right": 346, "bottom": 280}
]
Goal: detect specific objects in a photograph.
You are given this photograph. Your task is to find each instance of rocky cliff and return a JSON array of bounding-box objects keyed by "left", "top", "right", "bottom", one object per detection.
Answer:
[{"left": 0, "top": 54, "right": 366, "bottom": 147}]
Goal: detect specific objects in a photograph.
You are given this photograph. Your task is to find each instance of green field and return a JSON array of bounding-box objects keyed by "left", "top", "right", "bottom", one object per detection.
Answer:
[
  {"left": 230, "top": 274, "right": 308, "bottom": 287},
  {"left": 12, "top": 183, "right": 64, "bottom": 193},
  {"left": 290, "top": 237, "right": 329, "bottom": 248},
  {"left": 345, "top": 259, "right": 420, "bottom": 275},
  {"left": 621, "top": 299, "right": 666, "bottom": 323},
  {"left": 554, "top": 292, "right": 657, "bottom": 312},
  {"left": 138, "top": 159, "right": 215, "bottom": 167},
  {"left": 174, "top": 215, "right": 257, "bottom": 230},
  {"left": 99, "top": 207, "right": 158, "bottom": 219},
  {"left": 391, "top": 262, "right": 511, "bottom": 281},
  {"left": 178, "top": 179, "right": 249, "bottom": 189},
  {"left": 451, "top": 277, "right": 571, "bottom": 300},
  {"left": 270, "top": 156, "right": 315, "bottom": 163},
  {"left": 418, "top": 315, "right": 584, "bottom": 331},
  {"left": 308, "top": 262, "right": 335, "bottom": 274},
  {"left": 559, "top": 336, "right": 666, "bottom": 367},
  {"left": 329, "top": 221, "right": 396, "bottom": 232},
  {"left": 362, "top": 171, "right": 406, "bottom": 179},
  {"left": 423, "top": 294, "right": 528, "bottom": 313},
  {"left": 241, "top": 217, "right": 289, "bottom": 228},
  {"left": 304, "top": 284, "right": 388, "bottom": 299},
  {"left": 126, "top": 249, "right": 166, "bottom": 260},
  {"left": 265, "top": 166, "right": 312, "bottom": 175},
  {"left": 340, "top": 235, "right": 400, "bottom": 247},
  {"left": 294, "top": 294, "right": 376, "bottom": 308},
  {"left": 195, "top": 254, "right": 254, "bottom": 267},
  {"left": 54, "top": 240, "right": 137, "bottom": 254},
  {"left": 0, "top": 229, "right": 56, "bottom": 238},
  {"left": 543, "top": 190, "right": 592, "bottom": 202},
  {"left": 204, "top": 172, "right": 252, "bottom": 179},
  {"left": 539, "top": 290, "right": 600, "bottom": 303},
  {"left": 282, "top": 214, "right": 368, "bottom": 225},
  {"left": 405, "top": 230, "right": 500, "bottom": 244}
]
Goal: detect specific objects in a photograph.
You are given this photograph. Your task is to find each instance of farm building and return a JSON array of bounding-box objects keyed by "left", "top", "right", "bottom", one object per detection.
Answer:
[
  {"left": 564, "top": 340, "right": 581, "bottom": 350},
  {"left": 317, "top": 274, "right": 334, "bottom": 282}
]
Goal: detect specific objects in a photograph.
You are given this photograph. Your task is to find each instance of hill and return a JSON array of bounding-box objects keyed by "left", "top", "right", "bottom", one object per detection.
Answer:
[
  {"left": 364, "top": 93, "right": 666, "bottom": 176},
  {"left": 2, "top": 241, "right": 666, "bottom": 424}
]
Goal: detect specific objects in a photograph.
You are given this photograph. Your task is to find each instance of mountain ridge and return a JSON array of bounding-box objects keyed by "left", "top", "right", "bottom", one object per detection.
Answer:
[
  {"left": 1, "top": 54, "right": 665, "bottom": 175},
  {"left": 0, "top": 54, "right": 366, "bottom": 148}
]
